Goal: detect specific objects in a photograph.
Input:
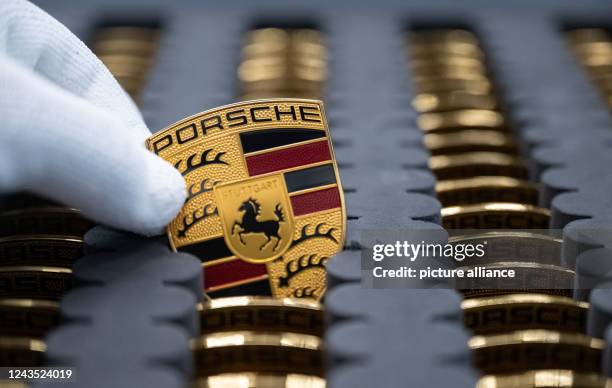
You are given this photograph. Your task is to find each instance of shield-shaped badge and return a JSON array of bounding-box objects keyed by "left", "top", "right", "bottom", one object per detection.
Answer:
[
  {"left": 214, "top": 175, "right": 294, "bottom": 263},
  {"left": 146, "top": 99, "right": 345, "bottom": 300}
]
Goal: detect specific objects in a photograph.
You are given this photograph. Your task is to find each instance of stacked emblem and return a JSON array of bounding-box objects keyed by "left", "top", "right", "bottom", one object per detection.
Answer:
[
  {"left": 148, "top": 98, "right": 342, "bottom": 387},
  {"left": 190, "top": 296, "right": 326, "bottom": 387},
  {"left": 407, "top": 29, "right": 607, "bottom": 386},
  {"left": 0, "top": 193, "right": 91, "bottom": 379},
  {"left": 90, "top": 23, "right": 161, "bottom": 103},
  {"left": 567, "top": 28, "right": 612, "bottom": 110},
  {"left": 237, "top": 28, "right": 328, "bottom": 101}
]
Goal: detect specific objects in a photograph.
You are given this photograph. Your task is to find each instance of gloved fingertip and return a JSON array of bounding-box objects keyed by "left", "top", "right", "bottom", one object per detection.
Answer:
[{"left": 124, "top": 155, "right": 186, "bottom": 236}]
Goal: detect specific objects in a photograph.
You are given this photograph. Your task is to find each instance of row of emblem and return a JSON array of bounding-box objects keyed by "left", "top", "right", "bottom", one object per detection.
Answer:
[
  {"left": 407, "top": 28, "right": 604, "bottom": 386},
  {"left": 90, "top": 25, "right": 161, "bottom": 102},
  {"left": 567, "top": 28, "right": 612, "bottom": 111},
  {"left": 0, "top": 193, "right": 84, "bottom": 370},
  {"left": 237, "top": 27, "right": 328, "bottom": 101}
]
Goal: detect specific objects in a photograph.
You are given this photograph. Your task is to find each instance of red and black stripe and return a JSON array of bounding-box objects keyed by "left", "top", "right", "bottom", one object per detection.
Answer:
[
  {"left": 290, "top": 186, "right": 342, "bottom": 216},
  {"left": 242, "top": 127, "right": 342, "bottom": 217},
  {"left": 203, "top": 259, "right": 271, "bottom": 297},
  {"left": 245, "top": 140, "right": 331, "bottom": 176},
  {"left": 180, "top": 238, "right": 271, "bottom": 295},
  {"left": 180, "top": 127, "right": 342, "bottom": 296},
  {"left": 239, "top": 128, "right": 326, "bottom": 153},
  {"left": 207, "top": 280, "right": 272, "bottom": 298}
]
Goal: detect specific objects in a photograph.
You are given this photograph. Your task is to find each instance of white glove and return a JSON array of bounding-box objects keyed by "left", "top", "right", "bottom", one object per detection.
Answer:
[{"left": 0, "top": 0, "right": 186, "bottom": 236}]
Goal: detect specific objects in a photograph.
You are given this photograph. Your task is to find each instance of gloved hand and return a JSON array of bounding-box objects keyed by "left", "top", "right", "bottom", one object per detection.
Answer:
[{"left": 0, "top": 0, "right": 186, "bottom": 236}]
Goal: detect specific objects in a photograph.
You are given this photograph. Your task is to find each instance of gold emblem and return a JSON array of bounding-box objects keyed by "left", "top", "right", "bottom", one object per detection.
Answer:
[
  {"left": 190, "top": 331, "right": 324, "bottom": 377},
  {"left": 0, "top": 266, "right": 72, "bottom": 300},
  {"left": 462, "top": 294, "right": 588, "bottom": 335},
  {"left": 469, "top": 330, "right": 603, "bottom": 374},
  {"left": 0, "top": 337, "right": 46, "bottom": 367},
  {"left": 198, "top": 296, "right": 323, "bottom": 336},
  {"left": 457, "top": 262, "right": 573, "bottom": 299},
  {"left": 146, "top": 99, "right": 345, "bottom": 300},
  {"left": 477, "top": 370, "right": 607, "bottom": 388},
  {"left": 194, "top": 373, "right": 326, "bottom": 388},
  {"left": 214, "top": 175, "right": 294, "bottom": 263},
  {"left": 0, "top": 299, "right": 60, "bottom": 338},
  {"left": 91, "top": 25, "right": 160, "bottom": 101},
  {"left": 436, "top": 177, "right": 539, "bottom": 206},
  {"left": 441, "top": 203, "right": 550, "bottom": 229}
]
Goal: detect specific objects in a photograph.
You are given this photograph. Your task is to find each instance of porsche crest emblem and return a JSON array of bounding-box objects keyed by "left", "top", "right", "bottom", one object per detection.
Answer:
[{"left": 146, "top": 99, "right": 346, "bottom": 300}]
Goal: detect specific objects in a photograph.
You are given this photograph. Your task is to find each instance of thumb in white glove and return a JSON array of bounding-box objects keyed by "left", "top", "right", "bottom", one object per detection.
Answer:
[{"left": 0, "top": 0, "right": 186, "bottom": 236}]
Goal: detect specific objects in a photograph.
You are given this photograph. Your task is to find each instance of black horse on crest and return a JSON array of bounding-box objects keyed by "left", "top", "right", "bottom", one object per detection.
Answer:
[{"left": 232, "top": 198, "right": 285, "bottom": 251}]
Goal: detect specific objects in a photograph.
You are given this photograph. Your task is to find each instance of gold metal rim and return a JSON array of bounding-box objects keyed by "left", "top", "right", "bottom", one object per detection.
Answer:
[
  {"left": 461, "top": 293, "right": 588, "bottom": 310},
  {"left": 448, "top": 231, "right": 560, "bottom": 244},
  {"left": 0, "top": 336, "right": 46, "bottom": 352},
  {"left": 0, "top": 266, "right": 72, "bottom": 274},
  {"left": 192, "top": 373, "right": 326, "bottom": 388},
  {"left": 441, "top": 202, "right": 550, "bottom": 218},
  {"left": 469, "top": 330, "right": 603, "bottom": 349},
  {"left": 200, "top": 296, "right": 322, "bottom": 311},
  {"left": 0, "top": 235, "right": 84, "bottom": 244},
  {"left": 0, "top": 298, "right": 60, "bottom": 309},
  {"left": 476, "top": 369, "right": 606, "bottom": 388},
  {"left": 190, "top": 331, "right": 323, "bottom": 351},
  {"left": 436, "top": 176, "right": 537, "bottom": 192}
]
